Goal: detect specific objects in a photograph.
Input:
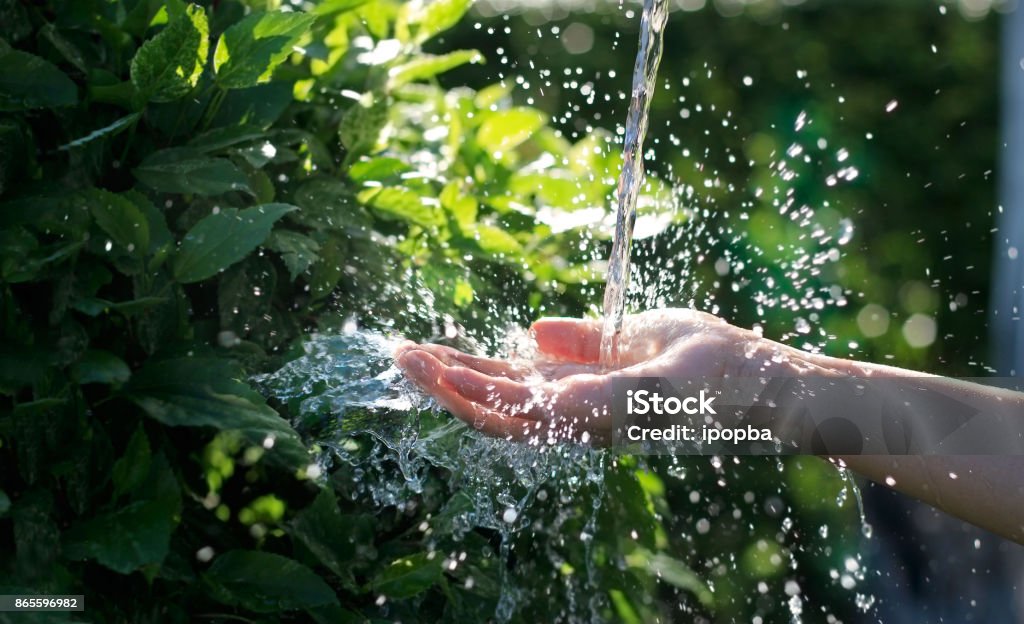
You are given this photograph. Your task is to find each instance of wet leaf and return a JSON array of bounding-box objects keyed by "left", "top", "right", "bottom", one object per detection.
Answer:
[
  {"left": 474, "top": 225, "right": 522, "bottom": 256},
  {"left": 266, "top": 230, "right": 320, "bottom": 280},
  {"left": 86, "top": 188, "right": 150, "bottom": 255},
  {"left": 339, "top": 95, "right": 389, "bottom": 161},
  {"left": 71, "top": 349, "right": 131, "bottom": 385},
  {"left": 347, "top": 157, "right": 410, "bottom": 184},
  {"left": 172, "top": 203, "right": 295, "bottom": 283},
  {"left": 134, "top": 148, "right": 250, "bottom": 196},
  {"left": 0, "top": 46, "right": 77, "bottom": 111},
  {"left": 404, "top": 0, "right": 472, "bottom": 44},
  {"left": 209, "top": 81, "right": 294, "bottom": 128},
  {"left": 187, "top": 124, "right": 266, "bottom": 153},
  {"left": 131, "top": 4, "right": 209, "bottom": 102},
  {"left": 388, "top": 50, "right": 483, "bottom": 89},
  {"left": 63, "top": 497, "right": 178, "bottom": 575},
  {"left": 309, "top": 236, "right": 345, "bottom": 301},
  {"left": 358, "top": 186, "right": 440, "bottom": 228},
  {"left": 291, "top": 489, "right": 374, "bottom": 587},
  {"left": 204, "top": 550, "right": 338, "bottom": 612},
  {"left": 71, "top": 296, "right": 168, "bottom": 318},
  {"left": 371, "top": 553, "right": 443, "bottom": 599},
  {"left": 112, "top": 425, "right": 152, "bottom": 499},
  {"left": 313, "top": 0, "right": 370, "bottom": 16},
  {"left": 476, "top": 108, "right": 547, "bottom": 155},
  {"left": 58, "top": 113, "right": 140, "bottom": 152},
  {"left": 625, "top": 548, "right": 713, "bottom": 608},
  {"left": 122, "top": 356, "right": 306, "bottom": 466},
  {"left": 213, "top": 11, "right": 316, "bottom": 89}
]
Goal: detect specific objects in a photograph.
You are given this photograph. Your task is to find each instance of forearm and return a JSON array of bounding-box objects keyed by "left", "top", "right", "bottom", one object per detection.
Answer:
[
  {"left": 803, "top": 349, "right": 1024, "bottom": 543},
  {"left": 836, "top": 455, "right": 1024, "bottom": 544}
]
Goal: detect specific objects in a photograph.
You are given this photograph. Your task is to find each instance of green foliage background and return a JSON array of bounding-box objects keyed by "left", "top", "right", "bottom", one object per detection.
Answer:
[{"left": 0, "top": 0, "right": 999, "bottom": 622}]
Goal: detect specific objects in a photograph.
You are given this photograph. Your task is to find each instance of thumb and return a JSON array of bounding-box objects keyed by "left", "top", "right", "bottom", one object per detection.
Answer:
[{"left": 530, "top": 317, "right": 603, "bottom": 363}]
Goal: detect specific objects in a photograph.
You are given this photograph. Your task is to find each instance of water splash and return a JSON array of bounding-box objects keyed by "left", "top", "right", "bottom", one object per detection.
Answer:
[
  {"left": 256, "top": 329, "right": 611, "bottom": 621},
  {"left": 599, "top": 0, "right": 670, "bottom": 369}
]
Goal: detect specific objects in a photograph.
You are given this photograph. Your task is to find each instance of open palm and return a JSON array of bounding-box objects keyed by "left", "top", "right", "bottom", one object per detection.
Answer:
[{"left": 395, "top": 309, "right": 781, "bottom": 445}]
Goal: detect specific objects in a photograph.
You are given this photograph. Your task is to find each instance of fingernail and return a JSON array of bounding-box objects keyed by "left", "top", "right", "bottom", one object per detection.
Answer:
[
  {"left": 393, "top": 340, "right": 418, "bottom": 359},
  {"left": 398, "top": 350, "right": 440, "bottom": 384}
]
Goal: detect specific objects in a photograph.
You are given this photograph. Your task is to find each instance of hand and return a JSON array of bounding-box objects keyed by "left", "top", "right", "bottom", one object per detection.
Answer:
[{"left": 394, "top": 309, "right": 818, "bottom": 445}]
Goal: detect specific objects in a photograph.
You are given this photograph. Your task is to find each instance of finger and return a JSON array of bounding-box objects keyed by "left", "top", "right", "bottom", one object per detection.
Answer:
[
  {"left": 529, "top": 317, "right": 603, "bottom": 363},
  {"left": 549, "top": 373, "right": 614, "bottom": 432},
  {"left": 398, "top": 350, "right": 542, "bottom": 441},
  {"left": 442, "top": 366, "right": 550, "bottom": 420},
  {"left": 443, "top": 366, "right": 613, "bottom": 444},
  {"left": 413, "top": 344, "right": 533, "bottom": 380},
  {"left": 396, "top": 348, "right": 447, "bottom": 391},
  {"left": 393, "top": 340, "right": 419, "bottom": 359}
]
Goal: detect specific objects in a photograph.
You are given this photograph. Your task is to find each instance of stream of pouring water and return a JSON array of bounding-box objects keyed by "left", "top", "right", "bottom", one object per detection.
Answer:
[{"left": 599, "top": 0, "right": 670, "bottom": 369}]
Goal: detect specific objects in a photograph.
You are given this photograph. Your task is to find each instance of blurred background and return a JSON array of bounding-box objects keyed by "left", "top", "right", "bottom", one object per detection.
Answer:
[{"left": 439, "top": 0, "right": 1024, "bottom": 620}]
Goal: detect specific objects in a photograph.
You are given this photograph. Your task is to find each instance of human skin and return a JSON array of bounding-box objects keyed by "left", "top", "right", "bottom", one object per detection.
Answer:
[{"left": 395, "top": 308, "right": 1024, "bottom": 544}]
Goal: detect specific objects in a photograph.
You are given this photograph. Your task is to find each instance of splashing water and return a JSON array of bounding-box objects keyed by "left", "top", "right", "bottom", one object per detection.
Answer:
[
  {"left": 254, "top": 3, "right": 881, "bottom": 621},
  {"left": 599, "top": 0, "right": 670, "bottom": 369},
  {"left": 256, "top": 328, "right": 611, "bottom": 621}
]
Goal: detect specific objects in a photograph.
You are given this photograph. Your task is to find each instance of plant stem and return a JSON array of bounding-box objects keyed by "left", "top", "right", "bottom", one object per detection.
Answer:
[{"left": 200, "top": 87, "right": 228, "bottom": 132}]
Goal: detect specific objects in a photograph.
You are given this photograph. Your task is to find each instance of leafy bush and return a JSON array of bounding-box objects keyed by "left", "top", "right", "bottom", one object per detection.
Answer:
[{"left": 0, "top": 0, "right": 863, "bottom": 622}]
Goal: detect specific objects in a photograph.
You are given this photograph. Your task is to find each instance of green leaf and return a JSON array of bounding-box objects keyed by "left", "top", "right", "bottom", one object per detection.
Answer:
[
  {"left": 71, "top": 349, "right": 131, "bottom": 385},
  {"left": 187, "top": 124, "right": 266, "bottom": 152},
  {"left": 291, "top": 489, "right": 374, "bottom": 586},
  {"left": 405, "top": 0, "right": 473, "bottom": 44},
  {"left": 0, "top": 490, "right": 9, "bottom": 517},
  {"left": 62, "top": 498, "right": 177, "bottom": 575},
  {"left": 347, "top": 157, "right": 410, "bottom": 184},
  {"left": 213, "top": 11, "right": 316, "bottom": 89},
  {"left": 358, "top": 187, "right": 440, "bottom": 228},
  {"left": 387, "top": 50, "right": 483, "bottom": 89},
  {"left": 306, "top": 604, "right": 368, "bottom": 624},
  {"left": 371, "top": 553, "right": 443, "bottom": 599},
  {"left": 474, "top": 225, "right": 522, "bottom": 256},
  {"left": 204, "top": 550, "right": 338, "bottom": 613},
  {"left": 292, "top": 178, "right": 370, "bottom": 233},
  {"left": 625, "top": 548, "right": 713, "bottom": 607},
  {"left": 266, "top": 230, "right": 320, "bottom": 280},
  {"left": 86, "top": 188, "right": 150, "bottom": 254},
  {"left": 0, "top": 0, "right": 32, "bottom": 43},
  {"left": 339, "top": 95, "right": 389, "bottom": 161},
  {"left": 0, "top": 46, "right": 77, "bottom": 111},
  {"left": 58, "top": 113, "right": 141, "bottom": 151},
  {"left": 309, "top": 236, "right": 345, "bottom": 301},
  {"left": 112, "top": 425, "right": 152, "bottom": 499},
  {"left": 217, "top": 256, "right": 275, "bottom": 336},
  {"left": 0, "top": 227, "right": 39, "bottom": 282},
  {"left": 476, "top": 108, "right": 547, "bottom": 155},
  {"left": 172, "top": 203, "right": 295, "bottom": 283},
  {"left": 131, "top": 4, "right": 209, "bottom": 102},
  {"left": 122, "top": 356, "right": 306, "bottom": 466},
  {"left": 134, "top": 148, "right": 250, "bottom": 195},
  {"left": 11, "top": 490, "right": 59, "bottom": 574},
  {"left": 71, "top": 296, "right": 168, "bottom": 318},
  {"left": 123, "top": 190, "right": 174, "bottom": 258},
  {"left": 209, "top": 81, "right": 294, "bottom": 128},
  {"left": 40, "top": 24, "right": 88, "bottom": 72},
  {"left": 313, "top": 0, "right": 370, "bottom": 16}
]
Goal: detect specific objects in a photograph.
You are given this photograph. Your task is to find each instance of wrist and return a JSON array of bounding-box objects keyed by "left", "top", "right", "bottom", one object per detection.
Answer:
[{"left": 730, "top": 335, "right": 839, "bottom": 378}]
